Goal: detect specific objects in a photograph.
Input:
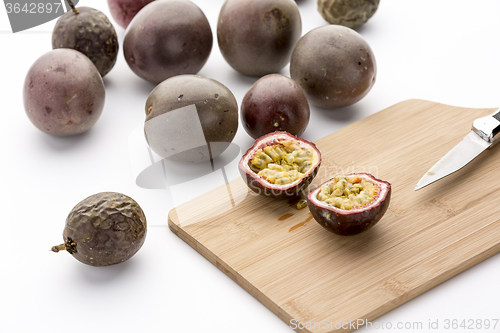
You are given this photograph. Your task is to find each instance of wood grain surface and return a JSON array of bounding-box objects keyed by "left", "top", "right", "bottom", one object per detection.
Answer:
[{"left": 168, "top": 99, "right": 500, "bottom": 333}]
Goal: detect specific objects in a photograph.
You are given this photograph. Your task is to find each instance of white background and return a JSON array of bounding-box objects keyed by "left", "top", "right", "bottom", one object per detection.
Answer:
[{"left": 1, "top": 1, "right": 500, "bottom": 332}]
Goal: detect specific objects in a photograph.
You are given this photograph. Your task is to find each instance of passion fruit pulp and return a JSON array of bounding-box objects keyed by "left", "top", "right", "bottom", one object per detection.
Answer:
[
  {"left": 51, "top": 192, "right": 147, "bottom": 266},
  {"left": 307, "top": 173, "right": 390, "bottom": 235},
  {"left": 239, "top": 131, "right": 321, "bottom": 197}
]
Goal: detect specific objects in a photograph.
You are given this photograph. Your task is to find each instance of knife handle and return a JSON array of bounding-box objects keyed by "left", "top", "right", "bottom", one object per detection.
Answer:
[{"left": 472, "top": 109, "right": 500, "bottom": 148}]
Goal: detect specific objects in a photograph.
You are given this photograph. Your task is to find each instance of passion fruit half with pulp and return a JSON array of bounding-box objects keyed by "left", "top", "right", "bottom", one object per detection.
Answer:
[
  {"left": 51, "top": 192, "right": 147, "bottom": 266},
  {"left": 307, "top": 173, "right": 390, "bottom": 235},
  {"left": 239, "top": 131, "right": 321, "bottom": 197}
]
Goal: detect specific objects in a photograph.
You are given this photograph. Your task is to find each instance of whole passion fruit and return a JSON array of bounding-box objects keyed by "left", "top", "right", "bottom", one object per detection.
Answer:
[
  {"left": 52, "top": 6, "right": 119, "bottom": 77},
  {"left": 23, "top": 49, "right": 105, "bottom": 137},
  {"left": 51, "top": 192, "right": 147, "bottom": 266},
  {"left": 123, "top": 0, "right": 213, "bottom": 84},
  {"left": 307, "top": 174, "right": 390, "bottom": 236},
  {"left": 239, "top": 131, "right": 321, "bottom": 197},
  {"left": 241, "top": 74, "right": 310, "bottom": 139},
  {"left": 107, "top": 0, "right": 155, "bottom": 29},
  {"left": 318, "top": 0, "right": 380, "bottom": 28},
  {"left": 290, "top": 25, "right": 376, "bottom": 109},
  {"left": 217, "top": 0, "right": 302, "bottom": 77},
  {"left": 144, "top": 75, "right": 238, "bottom": 163}
]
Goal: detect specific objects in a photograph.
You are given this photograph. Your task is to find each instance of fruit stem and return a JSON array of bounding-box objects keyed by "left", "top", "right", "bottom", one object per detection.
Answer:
[
  {"left": 65, "top": 0, "right": 79, "bottom": 14},
  {"left": 51, "top": 244, "right": 66, "bottom": 252},
  {"left": 51, "top": 238, "right": 77, "bottom": 254}
]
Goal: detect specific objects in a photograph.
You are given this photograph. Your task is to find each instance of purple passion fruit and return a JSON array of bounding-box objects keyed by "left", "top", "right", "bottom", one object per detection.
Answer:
[
  {"left": 241, "top": 74, "right": 310, "bottom": 139},
  {"left": 123, "top": 0, "right": 213, "bottom": 84},
  {"left": 144, "top": 75, "right": 238, "bottom": 163},
  {"left": 290, "top": 25, "right": 376, "bottom": 109},
  {"left": 318, "top": 0, "right": 380, "bottom": 28},
  {"left": 23, "top": 49, "right": 105, "bottom": 137},
  {"left": 239, "top": 131, "right": 321, "bottom": 197},
  {"left": 107, "top": 0, "right": 155, "bottom": 29},
  {"left": 307, "top": 174, "right": 390, "bottom": 236},
  {"left": 51, "top": 192, "right": 147, "bottom": 266},
  {"left": 52, "top": 6, "right": 119, "bottom": 77},
  {"left": 217, "top": 0, "right": 302, "bottom": 77}
]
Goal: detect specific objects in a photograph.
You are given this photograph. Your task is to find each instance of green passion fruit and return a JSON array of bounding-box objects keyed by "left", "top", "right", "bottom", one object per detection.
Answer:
[
  {"left": 52, "top": 6, "right": 119, "bottom": 77},
  {"left": 239, "top": 131, "right": 321, "bottom": 197},
  {"left": 290, "top": 25, "right": 376, "bottom": 109},
  {"left": 144, "top": 75, "right": 238, "bottom": 163},
  {"left": 241, "top": 74, "right": 310, "bottom": 139},
  {"left": 51, "top": 192, "right": 147, "bottom": 267},
  {"left": 307, "top": 173, "right": 390, "bottom": 235}
]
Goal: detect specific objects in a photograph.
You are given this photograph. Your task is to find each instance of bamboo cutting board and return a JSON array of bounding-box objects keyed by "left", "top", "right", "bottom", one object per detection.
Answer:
[{"left": 168, "top": 99, "right": 500, "bottom": 333}]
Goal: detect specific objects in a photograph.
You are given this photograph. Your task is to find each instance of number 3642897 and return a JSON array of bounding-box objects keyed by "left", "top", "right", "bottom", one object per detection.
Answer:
[{"left": 5, "top": 2, "right": 63, "bottom": 14}]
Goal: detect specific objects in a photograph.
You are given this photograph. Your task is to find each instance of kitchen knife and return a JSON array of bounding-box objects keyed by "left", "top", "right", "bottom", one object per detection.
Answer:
[{"left": 414, "top": 108, "right": 500, "bottom": 191}]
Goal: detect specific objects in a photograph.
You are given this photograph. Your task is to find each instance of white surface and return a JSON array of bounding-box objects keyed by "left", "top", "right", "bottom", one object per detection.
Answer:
[{"left": 1, "top": 1, "right": 500, "bottom": 332}]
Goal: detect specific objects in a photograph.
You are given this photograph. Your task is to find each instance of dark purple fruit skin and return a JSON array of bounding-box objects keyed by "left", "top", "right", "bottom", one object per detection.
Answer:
[
  {"left": 307, "top": 176, "right": 391, "bottom": 236},
  {"left": 63, "top": 192, "right": 147, "bottom": 266},
  {"left": 217, "top": 0, "right": 302, "bottom": 77},
  {"left": 241, "top": 74, "right": 310, "bottom": 139},
  {"left": 145, "top": 75, "right": 238, "bottom": 163},
  {"left": 52, "top": 7, "right": 118, "bottom": 77},
  {"left": 123, "top": 0, "right": 213, "bottom": 84},
  {"left": 23, "top": 49, "right": 105, "bottom": 137},
  {"left": 290, "top": 25, "right": 376, "bottom": 109},
  {"left": 238, "top": 131, "right": 321, "bottom": 198},
  {"left": 107, "top": 0, "right": 155, "bottom": 29}
]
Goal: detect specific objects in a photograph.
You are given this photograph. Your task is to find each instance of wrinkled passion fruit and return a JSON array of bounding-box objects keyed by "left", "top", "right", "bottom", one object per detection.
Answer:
[
  {"left": 52, "top": 6, "right": 119, "bottom": 77},
  {"left": 51, "top": 192, "right": 147, "bottom": 266},
  {"left": 307, "top": 174, "right": 390, "bottom": 236},
  {"left": 318, "top": 0, "right": 380, "bottom": 28},
  {"left": 239, "top": 131, "right": 321, "bottom": 197}
]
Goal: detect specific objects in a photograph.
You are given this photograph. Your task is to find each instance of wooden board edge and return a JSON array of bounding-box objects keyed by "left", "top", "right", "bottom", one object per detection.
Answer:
[
  {"left": 167, "top": 209, "right": 297, "bottom": 331},
  {"left": 354, "top": 226, "right": 500, "bottom": 333},
  {"left": 167, "top": 208, "right": 500, "bottom": 333}
]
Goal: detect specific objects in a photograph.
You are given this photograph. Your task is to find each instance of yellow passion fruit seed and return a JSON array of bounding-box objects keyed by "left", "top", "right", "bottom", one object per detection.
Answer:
[
  {"left": 316, "top": 175, "right": 378, "bottom": 210},
  {"left": 249, "top": 141, "right": 314, "bottom": 185}
]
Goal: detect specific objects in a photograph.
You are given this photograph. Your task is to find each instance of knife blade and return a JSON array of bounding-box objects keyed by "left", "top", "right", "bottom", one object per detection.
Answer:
[{"left": 414, "top": 108, "right": 500, "bottom": 191}]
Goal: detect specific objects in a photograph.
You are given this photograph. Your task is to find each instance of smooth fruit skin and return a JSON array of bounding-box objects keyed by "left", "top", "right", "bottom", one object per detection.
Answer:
[
  {"left": 63, "top": 192, "right": 147, "bottom": 266},
  {"left": 217, "top": 0, "right": 302, "bottom": 77},
  {"left": 290, "top": 25, "right": 376, "bottom": 109},
  {"left": 52, "top": 7, "right": 119, "bottom": 77},
  {"left": 144, "top": 75, "right": 238, "bottom": 163},
  {"left": 123, "top": 0, "right": 213, "bottom": 84},
  {"left": 307, "top": 174, "right": 390, "bottom": 236},
  {"left": 107, "top": 0, "right": 155, "bottom": 29},
  {"left": 23, "top": 49, "right": 105, "bottom": 137},
  {"left": 238, "top": 131, "right": 321, "bottom": 198},
  {"left": 241, "top": 74, "right": 310, "bottom": 139}
]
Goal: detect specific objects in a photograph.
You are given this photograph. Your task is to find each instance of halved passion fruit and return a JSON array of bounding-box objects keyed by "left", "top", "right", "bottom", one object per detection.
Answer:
[
  {"left": 239, "top": 131, "right": 321, "bottom": 197},
  {"left": 307, "top": 173, "right": 391, "bottom": 235}
]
